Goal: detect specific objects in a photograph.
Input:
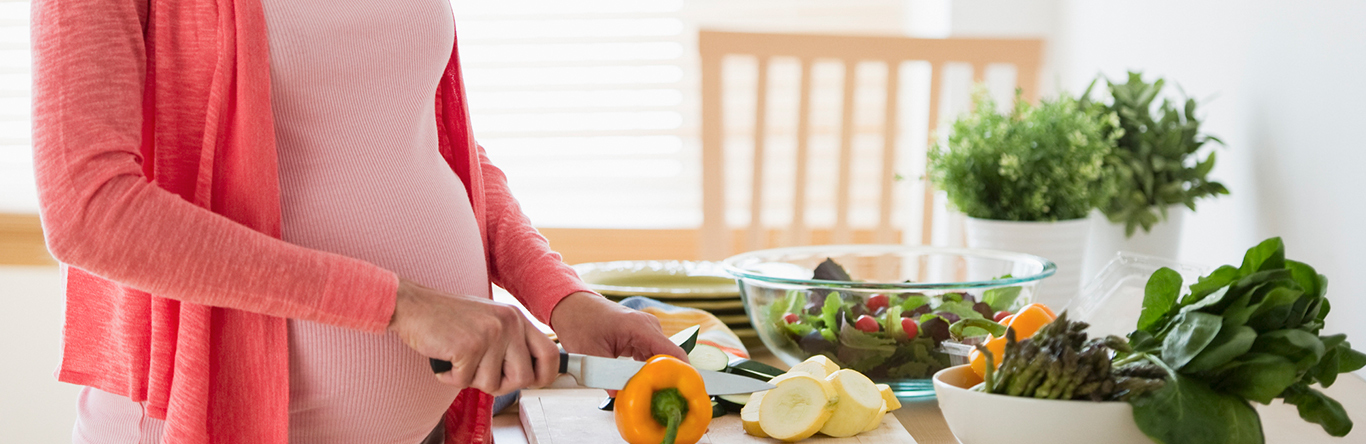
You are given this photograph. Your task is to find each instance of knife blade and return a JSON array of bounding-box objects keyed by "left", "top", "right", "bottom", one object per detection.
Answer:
[{"left": 429, "top": 353, "right": 774, "bottom": 395}]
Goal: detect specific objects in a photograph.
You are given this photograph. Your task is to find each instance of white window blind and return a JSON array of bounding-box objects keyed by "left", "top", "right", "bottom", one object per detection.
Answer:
[
  {"left": 0, "top": 1, "right": 33, "bottom": 214},
  {"left": 453, "top": 0, "right": 909, "bottom": 229},
  {"left": 0, "top": 0, "right": 919, "bottom": 224}
]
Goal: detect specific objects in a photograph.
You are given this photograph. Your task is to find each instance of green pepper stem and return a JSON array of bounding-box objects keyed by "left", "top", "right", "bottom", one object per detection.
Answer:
[{"left": 651, "top": 388, "right": 689, "bottom": 444}]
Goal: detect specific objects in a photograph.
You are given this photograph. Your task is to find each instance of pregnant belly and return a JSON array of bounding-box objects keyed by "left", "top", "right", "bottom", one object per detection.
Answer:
[{"left": 287, "top": 319, "right": 460, "bottom": 444}]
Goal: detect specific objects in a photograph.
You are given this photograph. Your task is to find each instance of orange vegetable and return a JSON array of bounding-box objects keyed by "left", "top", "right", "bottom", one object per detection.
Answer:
[
  {"left": 968, "top": 303, "right": 1057, "bottom": 378},
  {"left": 1005, "top": 304, "right": 1056, "bottom": 338},
  {"left": 615, "top": 355, "right": 713, "bottom": 444}
]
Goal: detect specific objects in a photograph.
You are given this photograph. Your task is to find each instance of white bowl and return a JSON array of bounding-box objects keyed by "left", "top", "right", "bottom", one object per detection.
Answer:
[{"left": 932, "top": 364, "right": 1152, "bottom": 444}]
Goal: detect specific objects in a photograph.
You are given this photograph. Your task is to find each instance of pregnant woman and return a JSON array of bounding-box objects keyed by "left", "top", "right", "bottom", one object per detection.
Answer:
[{"left": 31, "top": 0, "right": 683, "bottom": 443}]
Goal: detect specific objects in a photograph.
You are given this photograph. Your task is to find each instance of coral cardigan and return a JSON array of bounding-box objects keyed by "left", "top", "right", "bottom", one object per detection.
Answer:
[{"left": 31, "top": 0, "right": 591, "bottom": 443}]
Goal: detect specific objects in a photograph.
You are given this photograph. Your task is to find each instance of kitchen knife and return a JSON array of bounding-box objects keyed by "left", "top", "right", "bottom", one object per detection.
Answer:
[{"left": 429, "top": 353, "right": 774, "bottom": 395}]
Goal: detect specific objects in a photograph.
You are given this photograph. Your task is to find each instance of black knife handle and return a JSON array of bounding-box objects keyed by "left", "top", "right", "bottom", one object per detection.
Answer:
[{"left": 429, "top": 350, "right": 569, "bottom": 375}]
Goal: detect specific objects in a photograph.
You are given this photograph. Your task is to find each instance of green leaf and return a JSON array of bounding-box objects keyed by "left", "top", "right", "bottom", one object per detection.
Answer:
[
  {"left": 934, "top": 300, "right": 987, "bottom": 321},
  {"left": 1282, "top": 384, "right": 1354, "bottom": 437},
  {"left": 1140, "top": 267, "right": 1183, "bottom": 332},
  {"left": 1161, "top": 311, "right": 1224, "bottom": 370},
  {"left": 1338, "top": 343, "right": 1366, "bottom": 373},
  {"left": 899, "top": 294, "right": 931, "bottom": 312},
  {"left": 982, "top": 281, "right": 1023, "bottom": 313},
  {"left": 1284, "top": 260, "right": 1323, "bottom": 298},
  {"left": 1130, "top": 373, "right": 1265, "bottom": 444},
  {"left": 1244, "top": 286, "right": 1304, "bottom": 332},
  {"left": 1250, "top": 329, "right": 1325, "bottom": 372},
  {"left": 1183, "top": 265, "right": 1241, "bottom": 305},
  {"left": 1184, "top": 326, "right": 1257, "bottom": 373},
  {"left": 820, "top": 292, "right": 843, "bottom": 330},
  {"left": 1239, "top": 237, "right": 1285, "bottom": 276},
  {"left": 1211, "top": 353, "right": 1300, "bottom": 404}
]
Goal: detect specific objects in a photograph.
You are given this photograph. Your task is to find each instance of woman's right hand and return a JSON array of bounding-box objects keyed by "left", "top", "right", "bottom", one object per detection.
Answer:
[{"left": 388, "top": 279, "right": 560, "bottom": 396}]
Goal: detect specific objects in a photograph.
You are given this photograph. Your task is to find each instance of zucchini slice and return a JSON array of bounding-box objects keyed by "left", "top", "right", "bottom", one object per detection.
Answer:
[
  {"left": 725, "top": 359, "right": 785, "bottom": 381},
  {"left": 715, "top": 393, "right": 750, "bottom": 412},
  {"left": 687, "top": 344, "right": 729, "bottom": 372},
  {"left": 669, "top": 325, "right": 701, "bottom": 354}
]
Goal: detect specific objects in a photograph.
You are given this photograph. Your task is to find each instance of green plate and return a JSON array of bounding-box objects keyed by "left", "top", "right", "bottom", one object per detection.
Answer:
[{"left": 574, "top": 260, "right": 740, "bottom": 300}]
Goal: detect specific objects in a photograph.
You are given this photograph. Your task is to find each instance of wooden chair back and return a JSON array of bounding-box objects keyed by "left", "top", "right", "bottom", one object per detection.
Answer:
[{"left": 697, "top": 30, "right": 1042, "bottom": 260}]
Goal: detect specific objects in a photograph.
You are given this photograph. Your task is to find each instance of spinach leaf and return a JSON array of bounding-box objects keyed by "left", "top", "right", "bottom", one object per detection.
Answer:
[
  {"left": 1245, "top": 287, "right": 1304, "bottom": 332},
  {"left": 1249, "top": 329, "right": 1325, "bottom": 372},
  {"left": 1130, "top": 373, "right": 1264, "bottom": 444},
  {"left": 1140, "top": 267, "right": 1182, "bottom": 332},
  {"left": 1211, "top": 353, "right": 1299, "bottom": 404},
  {"left": 1284, "top": 260, "right": 1323, "bottom": 299},
  {"left": 1282, "top": 384, "right": 1353, "bottom": 437},
  {"left": 1161, "top": 311, "right": 1224, "bottom": 370},
  {"left": 1338, "top": 343, "right": 1366, "bottom": 373},
  {"left": 1184, "top": 325, "right": 1256, "bottom": 373},
  {"left": 1239, "top": 237, "right": 1285, "bottom": 276},
  {"left": 1183, "top": 265, "right": 1241, "bottom": 305},
  {"left": 982, "top": 280, "right": 1023, "bottom": 313}
]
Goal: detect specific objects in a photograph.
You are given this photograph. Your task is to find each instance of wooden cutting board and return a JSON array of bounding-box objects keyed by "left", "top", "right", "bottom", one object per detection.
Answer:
[{"left": 519, "top": 389, "right": 917, "bottom": 444}]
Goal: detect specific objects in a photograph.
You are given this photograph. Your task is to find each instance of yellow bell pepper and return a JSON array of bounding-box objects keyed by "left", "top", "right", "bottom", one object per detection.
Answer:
[
  {"left": 615, "top": 355, "right": 713, "bottom": 444},
  {"left": 968, "top": 303, "right": 1057, "bottom": 378}
]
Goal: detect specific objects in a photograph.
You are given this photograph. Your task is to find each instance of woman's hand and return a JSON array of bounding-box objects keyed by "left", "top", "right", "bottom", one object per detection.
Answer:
[
  {"left": 550, "top": 292, "right": 688, "bottom": 362},
  {"left": 388, "top": 279, "right": 560, "bottom": 396}
]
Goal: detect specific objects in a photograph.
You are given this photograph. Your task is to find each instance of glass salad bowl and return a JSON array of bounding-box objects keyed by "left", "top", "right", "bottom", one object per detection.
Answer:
[{"left": 721, "top": 244, "right": 1055, "bottom": 398}]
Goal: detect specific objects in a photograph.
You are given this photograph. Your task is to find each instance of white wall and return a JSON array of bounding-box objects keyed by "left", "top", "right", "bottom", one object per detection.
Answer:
[
  {"left": 954, "top": 0, "right": 1366, "bottom": 344},
  {"left": 0, "top": 266, "right": 79, "bottom": 443}
]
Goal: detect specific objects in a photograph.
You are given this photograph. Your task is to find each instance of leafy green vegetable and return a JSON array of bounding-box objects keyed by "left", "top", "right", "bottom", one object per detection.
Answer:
[
  {"left": 1130, "top": 372, "right": 1264, "bottom": 444},
  {"left": 1282, "top": 385, "right": 1352, "bottom": 437},
  {"left": 934, "top": 299, "right": 986, "bottom": 321},
  {"left": 1139, "top": 267, "right": 1182, "bottom": 332},
  {"left": 1239, "top": 237, "right": 1285, "bottom": 276},
  {"left": 1183, "top": 325, "right": 1255, "bottom": 373},
  {"left": 1127, "top": 237, "right": 1364, "bottom": 441},
  {"left": 1081, "top": 71, "right": 1228, "bottom": 237},
  {"left": 982, "top": 280, "right": 1022, "bottom": 312},
  {"left": 1160, "top": 311, "right": 1223, "bottom": 370}
]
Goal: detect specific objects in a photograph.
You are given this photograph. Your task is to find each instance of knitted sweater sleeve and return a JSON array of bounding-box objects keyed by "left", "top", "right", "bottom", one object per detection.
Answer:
[
  {"left": 30, "top": 0, "right": 398, "bottom": 332},
  {"left": 474, "top": 144, "right": 596, "bottom": 326}
]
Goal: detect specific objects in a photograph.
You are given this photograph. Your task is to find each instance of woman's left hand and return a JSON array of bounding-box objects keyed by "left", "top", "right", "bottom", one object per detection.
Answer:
[{"left": 550, "top": 292, "right": 688, "bottom": 362}]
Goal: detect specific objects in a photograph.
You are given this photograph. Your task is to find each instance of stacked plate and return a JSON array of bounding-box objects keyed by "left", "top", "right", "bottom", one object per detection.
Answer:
[{"left": 572, "top": 260, "right": 759, "bottom": 345}]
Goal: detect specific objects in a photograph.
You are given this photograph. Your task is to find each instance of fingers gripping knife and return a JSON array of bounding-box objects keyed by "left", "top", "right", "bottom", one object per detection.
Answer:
[{"left": 429, "top": 354, "right": 773, "bottom": 395}]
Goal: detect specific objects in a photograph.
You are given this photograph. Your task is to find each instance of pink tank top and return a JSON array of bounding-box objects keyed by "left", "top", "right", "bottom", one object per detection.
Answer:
[{"left": 72, "top": 1, "right": 484, "bottom": 443}]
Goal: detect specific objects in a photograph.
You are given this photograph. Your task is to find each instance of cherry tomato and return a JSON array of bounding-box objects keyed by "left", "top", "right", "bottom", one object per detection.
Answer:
[
  {"left": 993, "top": 311, "right": 1012, "bottom": 323},
  {"left": 782, "top": 313, "right": 799, "bottom": 324},
  {"left": 854, "top": 315, "right": 880, "bottom": 333},
  {"left": 900, "top": 318, "right": 919, "bottom": 339},
  {"left": 866, "top": 294, "right": 889, "bottom": 312}
]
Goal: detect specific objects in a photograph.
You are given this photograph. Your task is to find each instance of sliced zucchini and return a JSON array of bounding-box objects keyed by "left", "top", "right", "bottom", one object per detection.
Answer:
[
  {"left": 818, "top": 369, "right": 884, "bottom": 438},
  {"left": 726, "top": 359, "right": 785, "bottom": 382},
  {"left": 687, "top": 344, "right": 729, "bottom": 372},
  {"left": 715, "top": 393, "right": 750, "bottom": 412},
  {"left": 741, "top": 391, "right": 768, "bottom": 438},
  {"left": 711, "top": 398, "right": 727, "bottom": 418},
  {"left": 876, "top": 383, "right": 902, "bottom": 411},
  {"left": 787, "top": 355, "right": 839, "bottom": 378},
  {"left": 758, "top": 373, "right": 838, "bottom": 441},
  {"left": 669, "top": 325, "right": 702, "bottom": 354}
]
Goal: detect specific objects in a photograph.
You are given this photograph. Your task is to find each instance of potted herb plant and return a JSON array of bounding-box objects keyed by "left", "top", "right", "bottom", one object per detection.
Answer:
[
  {"left": 930, "top": 88, "right": 1121, "bottom": 307},
  {"left": 1080, "top": 72, "right": 1228, "bottom": 282}
]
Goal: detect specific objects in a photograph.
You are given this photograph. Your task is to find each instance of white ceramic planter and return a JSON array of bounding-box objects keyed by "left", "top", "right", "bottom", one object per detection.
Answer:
[
  {"left": 1083, "top": 206, "right": 1186, "bottom": 287},
  {"left": 964, "top": 217, "right": 1091, "bottom": 309}
]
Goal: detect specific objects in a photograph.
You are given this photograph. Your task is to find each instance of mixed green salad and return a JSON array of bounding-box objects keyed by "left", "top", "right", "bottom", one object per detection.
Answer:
[{"left": 764, "top": 259, "right": 1028, "bottom": 379}]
